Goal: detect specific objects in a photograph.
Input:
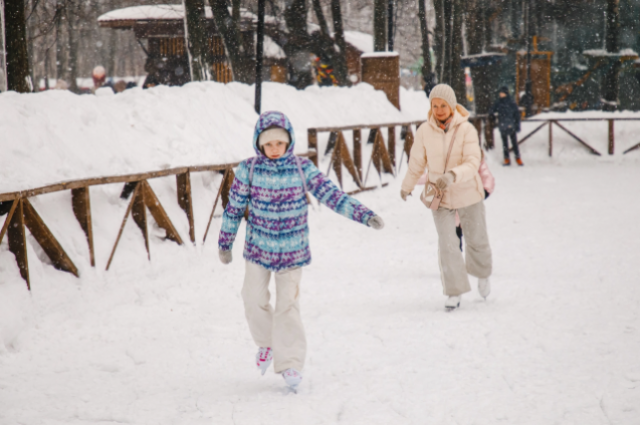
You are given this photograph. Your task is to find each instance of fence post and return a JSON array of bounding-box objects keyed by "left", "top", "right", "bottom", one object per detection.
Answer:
[
  {"left": 176, "top": 172, "right": 195, "bottom": 244},
  {"left": 549, "top": 120, "right": 553, "bottom": 157},
  {"left": 608, "top": 119, "right": 614, "bottom": 155},
  {"left": 353, "top": 129, "right": 362, "bottom": 179},
  {"left": 308, "top": 129, "right": 318, "bottom": 167},
  {"left": 71, "top": 187, "right": 95, "bottom": 266},
  {"left": 387, "top": 126, "right": 396, "bottom": 167}
]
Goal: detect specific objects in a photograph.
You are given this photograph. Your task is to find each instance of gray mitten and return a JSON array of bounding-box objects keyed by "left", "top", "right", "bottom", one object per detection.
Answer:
[
  {"left": 368, "top": 215, "right": 385, "bottom": 230},
  {"left": 219, "top": 249, "right": 232, "bottom": 264}
]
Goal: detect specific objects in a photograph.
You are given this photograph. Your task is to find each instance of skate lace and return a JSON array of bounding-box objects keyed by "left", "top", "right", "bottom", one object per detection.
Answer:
[
  {"left": 283, "top": 368, "right": 300, "bottom": 378},
  {"left": 257, "top": 347, "right": 272, "bottom": 364}
]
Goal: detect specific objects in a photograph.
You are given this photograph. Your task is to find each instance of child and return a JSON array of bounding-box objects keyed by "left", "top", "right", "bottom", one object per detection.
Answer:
[{"left": 218, "top": 111, "right": 384, "bottom": 390}]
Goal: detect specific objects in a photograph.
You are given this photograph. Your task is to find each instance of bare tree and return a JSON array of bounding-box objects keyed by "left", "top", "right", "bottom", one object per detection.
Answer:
[
  {"left": 183, "top": 0, "right": 211, "bottom": 81},
  {"left": 5, "top": 0, "right": 32, "bottom": 92},
  {"left": 209, "top": 0, "right": 253, "bottom": 83}
]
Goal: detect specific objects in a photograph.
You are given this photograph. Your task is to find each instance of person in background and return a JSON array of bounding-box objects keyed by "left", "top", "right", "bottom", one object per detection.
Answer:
[
  {"left": 113, "top": 80, "right": 127, "bottom": 93},
  {"left": 489, "top": 86, "right": 523, "bottom": 166},
  {"left": 91, "top": 66, "right": 114, "bottom": 94}
]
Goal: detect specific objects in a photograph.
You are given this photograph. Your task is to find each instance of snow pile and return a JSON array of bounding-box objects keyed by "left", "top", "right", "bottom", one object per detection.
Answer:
[
  {"left": 97, "top": 4, "right": 257, "bottom": 23},
  {"left": 0, "top": 82, "right": 428, "bottom": 194},
  {"left": 343, "top": 31, "right": 374, "bottom": 54}
]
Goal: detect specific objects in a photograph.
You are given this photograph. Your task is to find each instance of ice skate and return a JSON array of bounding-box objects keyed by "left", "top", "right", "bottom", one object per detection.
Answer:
[
  {"left": 255, "top": 347, "right": 272, "bottom": 376},
  {"left": 478, "top": 278, "right": 491, "bottom": 299},
  {"left": 516, "top": 158, "right": 524, "bottom": 166},
  {"left": 282, "top": 368, "right": 302, "bottom": 391},
  {"left": 502, "top": 158, "right": 511, "bottom": 166},
  {"left": 445, "top": 295, "right": 461, "bottom": 311}
]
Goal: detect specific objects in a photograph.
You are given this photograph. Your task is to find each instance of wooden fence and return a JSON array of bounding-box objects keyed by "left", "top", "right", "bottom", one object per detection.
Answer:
[
  {"left": 514, "top": 117, "right": 640, "bottom": 156},
  {"left": 307, "top": 120, "right": 425, "bottom": 193},
  {"left": 0, "top": 162, "right": 248, "bottom": 289},
  {"left": 5, "top": 115, "right": 637, "bottom": 289}
]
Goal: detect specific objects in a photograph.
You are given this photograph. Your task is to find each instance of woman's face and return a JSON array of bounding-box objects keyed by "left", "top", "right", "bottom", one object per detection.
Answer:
[
  {"left": 263, "top": 140, "right": 288, "bottom": 159},
  {"left": 431, "top": 98, "right": 453, "bottom": 122}
]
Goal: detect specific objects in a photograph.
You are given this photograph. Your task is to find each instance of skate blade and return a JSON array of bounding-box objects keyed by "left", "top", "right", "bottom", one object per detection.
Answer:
[{"left": 445, "top": 303, "right": 460, "bottom": 312}]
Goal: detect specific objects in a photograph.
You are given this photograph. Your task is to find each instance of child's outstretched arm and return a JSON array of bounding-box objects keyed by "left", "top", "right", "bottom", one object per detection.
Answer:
[
  {"left": 218, "top": 161, "right": 251, "bottom": 261},
  {"left": 301, "top": 159, "right": 382, "bottom": 228}
]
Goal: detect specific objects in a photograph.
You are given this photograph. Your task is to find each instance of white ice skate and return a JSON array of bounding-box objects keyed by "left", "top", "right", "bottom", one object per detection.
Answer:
[
  {"left": 282, "top": 368, "right": 302, "bottom": 391},
  {"left": 478, "top": 278, "right": 490, "bottom": 299},
  {"left": 256, "top": 347, "right": 272, "bottom": 376},
  {"left": 445, "top": 295, "right": 461, "bottom": 311}
]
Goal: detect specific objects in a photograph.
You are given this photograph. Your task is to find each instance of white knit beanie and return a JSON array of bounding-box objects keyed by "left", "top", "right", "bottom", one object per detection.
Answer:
[
  {"left": 259, "top": 127, "right": 290, "bottom": 147},
  {"left": 429, "top": 84, "right": 457, "bottom": 111}
]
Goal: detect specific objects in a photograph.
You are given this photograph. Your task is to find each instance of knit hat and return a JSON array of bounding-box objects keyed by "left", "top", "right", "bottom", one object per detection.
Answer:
[
  {"left": 498, "top": 86, "right": 509, "bottom": 95},
  {"left": 429, "top": 84, "right": 457, "bottom": 111},
  {"left": 259, "top": 127, "right": 290, "bottom": 147}
]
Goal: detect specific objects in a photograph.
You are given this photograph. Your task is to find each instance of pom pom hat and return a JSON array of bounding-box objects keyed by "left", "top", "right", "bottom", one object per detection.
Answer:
[{"left": 429, "top": 84, "right": 457, "bottom": 111}]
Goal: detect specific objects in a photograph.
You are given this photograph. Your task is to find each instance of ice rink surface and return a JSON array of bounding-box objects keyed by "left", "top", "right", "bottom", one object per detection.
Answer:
[{"left": 1, "top": 142, "right": 639, "bottom": 424}]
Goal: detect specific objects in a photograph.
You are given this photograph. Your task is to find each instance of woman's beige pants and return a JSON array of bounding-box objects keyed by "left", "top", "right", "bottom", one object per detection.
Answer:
[
  {"left": 242, "top": 261, "right": 305, "bottom": 373},
  {"left": 432, "top": 201, "right": 492, "bottom": 296}
]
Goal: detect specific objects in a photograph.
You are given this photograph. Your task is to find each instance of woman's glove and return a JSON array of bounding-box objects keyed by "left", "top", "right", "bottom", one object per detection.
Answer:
[
  {"left": 368, "top": 215, "right": 385, "bottom": 230},
  {"left": 219, "top": 249, "right": 232, "bottom": 264},
  {"left": 435, "top": 172, "right": 455, "bottom": 191},
  {"left": 400, "top": 190, "right": 410, "bottom": 201}
]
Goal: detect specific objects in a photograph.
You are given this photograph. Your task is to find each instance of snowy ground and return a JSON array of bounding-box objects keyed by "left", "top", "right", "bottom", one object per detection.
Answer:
[{"left": 1, "top": 127, "right": 639, "bottom": 423}]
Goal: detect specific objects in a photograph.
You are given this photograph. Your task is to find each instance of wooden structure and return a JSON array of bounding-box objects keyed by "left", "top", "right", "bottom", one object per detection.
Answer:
[
  {"left": 98, "top": 5, "right": 285, "bottom": 85},
  {"left": 361, "top": 53, "right": 401, "bottom": 110},
  {"left": 513, "top": 117, "right": 640, "bottom": 156},
  {"left": 0, "top": 153, "right": 323, "bottom": 289},
  {"left": 307, "top": 120, "right": 425, "bottom": 193},
  {"left": 516, "top": 38, "right": 553, "bottom": 112}
]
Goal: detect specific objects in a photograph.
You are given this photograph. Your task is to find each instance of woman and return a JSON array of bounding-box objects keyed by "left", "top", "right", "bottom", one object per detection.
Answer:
[{"left": 400, "top": 84, "right": 492, "bottom": 311}]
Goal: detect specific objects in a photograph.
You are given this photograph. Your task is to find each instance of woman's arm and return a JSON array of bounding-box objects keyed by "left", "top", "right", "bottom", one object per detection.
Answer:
[
  {"left": 401, "top": 125, "right": 428, "bottom": 193},
  {"left": 449, "top": 123, "right": 481, "bottom": 183},
  {"left": 301, "top": 159, "right": 375, "bottom": 226},
  {"left": 218, "top": 161, "right": 250, "bottom": 251}
]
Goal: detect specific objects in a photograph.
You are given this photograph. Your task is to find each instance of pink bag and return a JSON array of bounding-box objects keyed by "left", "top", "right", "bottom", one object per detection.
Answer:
[{"left": 420, "top": 126, "right": 460, "bottom": 211}]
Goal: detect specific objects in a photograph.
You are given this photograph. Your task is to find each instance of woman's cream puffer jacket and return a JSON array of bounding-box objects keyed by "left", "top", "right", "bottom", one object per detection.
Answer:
[{"left": 401, "top": 104, "right": 484, "bottom": 210}]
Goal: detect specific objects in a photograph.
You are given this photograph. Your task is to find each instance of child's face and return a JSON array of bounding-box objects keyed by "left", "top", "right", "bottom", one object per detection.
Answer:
[{"left": 263, "top": 140, "right": 288, "bottom": 159}]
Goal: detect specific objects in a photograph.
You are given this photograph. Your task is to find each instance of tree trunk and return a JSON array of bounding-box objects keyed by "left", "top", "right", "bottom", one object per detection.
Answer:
[
  {"left": 183, "top": 0, "right": 210, "bottom": 81},
  {"left": 283, "top": 0, "right": 313, "bottom": 88},
  {"left": 312, "top": 0, "right": 330, "bottom": 37},
  {"left": 55, "top": 0, "right": 65, "bottom": 82},
  {"left": 231, "top": 0, "right": 240, "bottom": 29},
  {"left": 208, "top": 0, "right": 252, "bottom": 83},
  {"left": 465, "top": 0, "right": 496, "bottom": 114},
  {"left": 0, "top": 0, "right": 7, "bottom": 92},
  {"left": 603, "top": 0, "right": 620, "bottom": 111},
  {"left": 5, "top": 0, "right": 31, "bottom": 92},
  {"left": 450, "top": 0, "right": 464, "bottom": 103},
  {"left": 66, "top": 4, "right": 79, "bottom": 93},
  {"left": 330, "top": 0, "right": 350, "bottom": 86},
  {"left": 417, "top": 0, "right": 435, "bottom": 94},
  {"left": 373, "top": 0, "right": 386, "bottom": 51}
]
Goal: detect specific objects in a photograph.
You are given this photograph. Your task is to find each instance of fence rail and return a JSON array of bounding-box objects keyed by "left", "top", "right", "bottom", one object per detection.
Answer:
[
  {"left": 515, "top": 117, "right": 640, "bottom": 156},
  {"left": 0, "top": 155, "right": 321, "bottom": 289},
  {"left": 4, "top": 115, "right": 638, "bottom": 289}
]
